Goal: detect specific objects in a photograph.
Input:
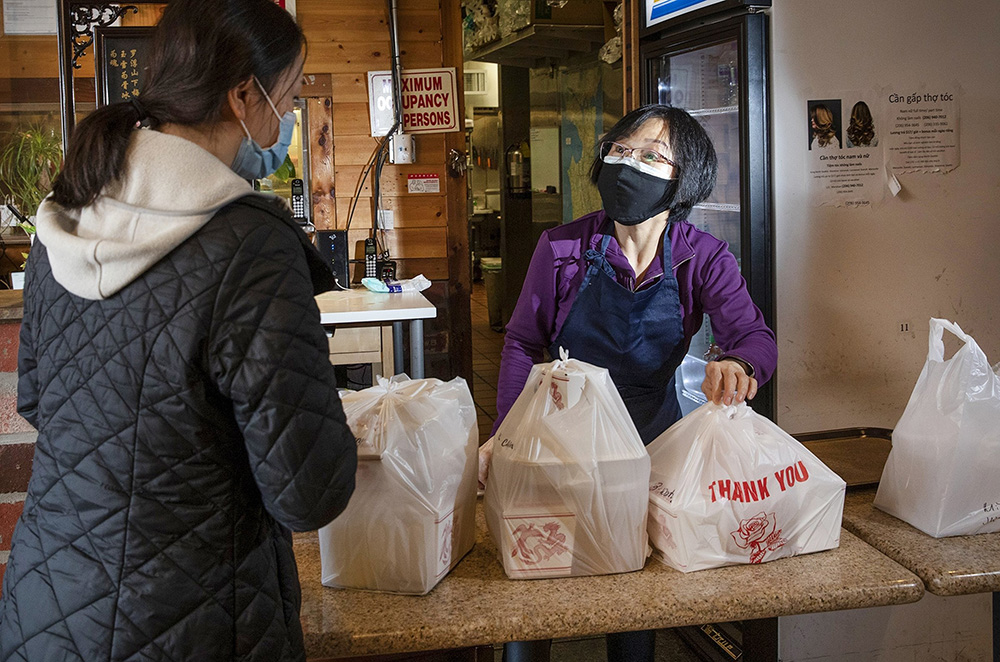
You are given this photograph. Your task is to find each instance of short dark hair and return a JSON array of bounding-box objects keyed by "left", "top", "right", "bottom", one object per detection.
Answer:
[
  {"left": 51, "top": 0, "right": 305, "bottom": 210},
  {"left": 589, "top": 105, "right": 717, "bottom": 224}
]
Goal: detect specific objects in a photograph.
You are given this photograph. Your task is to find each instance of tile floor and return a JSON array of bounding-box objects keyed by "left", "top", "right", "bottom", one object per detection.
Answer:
[{"left": 469, "top": 282, "right": 704, "bottom": 662}]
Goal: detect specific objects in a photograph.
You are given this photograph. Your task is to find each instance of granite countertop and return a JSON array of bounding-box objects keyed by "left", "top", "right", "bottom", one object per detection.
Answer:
[
  {"left": 842, "top": 487, "right": 1000, "bottom": 596},
  {"left": 294, "top": 500, "right": 923, "bottom": 659}
]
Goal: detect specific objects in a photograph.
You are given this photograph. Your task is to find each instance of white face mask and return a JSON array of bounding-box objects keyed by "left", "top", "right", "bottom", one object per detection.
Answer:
[{"left": 231, "top": 76, "right": 296, "bottom": 180}]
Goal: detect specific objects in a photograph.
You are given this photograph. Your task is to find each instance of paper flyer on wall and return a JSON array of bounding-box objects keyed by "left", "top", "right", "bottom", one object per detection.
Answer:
[
  {"left": 884, "top": 86, "right": 959, "bottom": 174},
  {"left": 806, "top": 92, "right": 885, "bottom": 209}
]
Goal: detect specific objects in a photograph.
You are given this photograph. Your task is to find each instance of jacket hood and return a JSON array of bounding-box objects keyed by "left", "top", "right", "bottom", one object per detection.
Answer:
[{"left": 35, "top": 129, "right": 255, "bottom": 300}]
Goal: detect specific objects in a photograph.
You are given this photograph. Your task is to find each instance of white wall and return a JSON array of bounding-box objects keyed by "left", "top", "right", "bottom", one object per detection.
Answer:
[
  {"left": 463, "top": 61, "right": 500, "bottom": 120},
  {"left": 780, "top": 593, "right": 992, "bottom": 661},
  {"left": 771, "top": 0, "right": 1000, "bottom": 433}
]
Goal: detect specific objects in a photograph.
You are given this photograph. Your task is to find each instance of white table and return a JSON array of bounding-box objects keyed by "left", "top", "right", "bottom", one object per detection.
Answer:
[{"left": 315, "top": 289, "right": 437, "bottom": 378}]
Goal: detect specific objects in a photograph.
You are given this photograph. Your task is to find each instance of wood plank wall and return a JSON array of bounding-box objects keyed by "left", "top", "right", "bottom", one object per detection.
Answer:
[
  {"left": 0, "top": 1, "right": 473, "bottom": 385},
  {"left": 299, "top": 0, "right": 472, "bottom": 383},
  {"left": 299, "top": 0, "right": 452, "bottom": 280}
]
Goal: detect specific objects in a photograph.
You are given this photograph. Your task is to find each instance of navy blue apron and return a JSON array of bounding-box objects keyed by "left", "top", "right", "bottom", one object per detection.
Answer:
[{"left": 549, "top": 221, "right": 687, "bottom": 445}]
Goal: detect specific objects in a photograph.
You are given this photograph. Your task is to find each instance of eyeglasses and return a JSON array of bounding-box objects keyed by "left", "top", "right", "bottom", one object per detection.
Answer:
[{"left": 600, "top": 141, "right": 679, "bottom": 171}]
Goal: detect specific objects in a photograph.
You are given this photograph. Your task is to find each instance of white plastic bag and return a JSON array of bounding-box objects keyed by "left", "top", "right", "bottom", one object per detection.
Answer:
[
  {"left": 646, "top": 402, "right": 845, "bottom": 573},
  {"left": 484, "top": 351, "right": 651, "bottom": 579},
  {"left": 318, "top": 375, "right": 478, "bottom": 594},
  {"left": 874, "top": 318, "right": 1000, "bottom": 538}
]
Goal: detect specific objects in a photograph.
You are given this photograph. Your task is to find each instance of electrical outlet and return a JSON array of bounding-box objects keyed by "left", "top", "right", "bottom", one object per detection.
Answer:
[
  {"left": 377, "top": 209, "right": 394, "bottom": 230},
  {"left": 898, "top": 321, "right": 912, "bottom": 333}
]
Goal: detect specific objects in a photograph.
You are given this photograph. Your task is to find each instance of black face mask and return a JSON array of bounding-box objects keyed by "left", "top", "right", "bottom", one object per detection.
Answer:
[{"left": 597, "top": 160, "right": 678, "bottom": 226}]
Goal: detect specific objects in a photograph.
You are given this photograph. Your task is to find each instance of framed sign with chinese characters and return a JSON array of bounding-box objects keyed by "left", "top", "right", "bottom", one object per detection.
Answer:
[{"left": 95, "top": 26, "right": 154, "bottom": 107}]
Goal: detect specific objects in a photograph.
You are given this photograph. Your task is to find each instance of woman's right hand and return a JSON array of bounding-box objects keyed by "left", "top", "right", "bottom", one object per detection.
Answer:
[
  {"left": 702, "top": 359, "right": 757, "bottom": 406},
  {"left": 478, "top": 437, "right": 494, "bottom": 490}
]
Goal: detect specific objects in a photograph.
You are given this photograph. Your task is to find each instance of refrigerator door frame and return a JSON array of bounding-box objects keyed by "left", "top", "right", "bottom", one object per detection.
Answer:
[
  {"left": 640, "top": 0, "right": 770, "bottom": 38},
  {"left": 639, "top": 11, "right": 775, "bottom": 420}
]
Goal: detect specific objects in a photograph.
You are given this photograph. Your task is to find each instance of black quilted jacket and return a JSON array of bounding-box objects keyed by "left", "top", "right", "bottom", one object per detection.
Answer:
[{"left": 0, "top": 196, "right": 357, "bottom": 661}]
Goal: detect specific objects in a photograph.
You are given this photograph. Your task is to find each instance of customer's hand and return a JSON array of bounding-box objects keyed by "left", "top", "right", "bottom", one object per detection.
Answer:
[
  {"left": 478, "top": 437, "right": 494, "bottom": 490},
  {"left": 702, "top": 360, "right": 757, "bottom": 406}
]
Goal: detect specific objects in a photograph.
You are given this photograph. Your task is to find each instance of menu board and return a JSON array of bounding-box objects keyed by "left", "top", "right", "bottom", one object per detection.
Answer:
[{"left": 95, "top": 27, "right": 154, "bottom": 107}]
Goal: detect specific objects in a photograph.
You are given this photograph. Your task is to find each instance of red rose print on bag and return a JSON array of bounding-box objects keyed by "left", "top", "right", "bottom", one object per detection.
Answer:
[
  {"left": 511, "top": 521, "right": 570, "bottom": 565},
  {"left": 439, "top": 519, "right": 453, "bottom": 568},
  {"left": 732, "top": 512, "right": 787, "bottom": 564}
]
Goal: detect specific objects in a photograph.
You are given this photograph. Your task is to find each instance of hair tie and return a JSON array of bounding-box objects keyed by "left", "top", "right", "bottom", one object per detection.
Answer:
[{"left": 130, "top": 98, "right": 148, "bottom": 120}]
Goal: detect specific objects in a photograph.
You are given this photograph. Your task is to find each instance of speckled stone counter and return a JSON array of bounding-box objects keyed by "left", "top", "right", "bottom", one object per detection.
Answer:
[
  {"left": 294, "top": 499, "right": 923, "bottom": 659},
  {"left": 842, "top": 487, "right": 1000, "bottom": 596}
]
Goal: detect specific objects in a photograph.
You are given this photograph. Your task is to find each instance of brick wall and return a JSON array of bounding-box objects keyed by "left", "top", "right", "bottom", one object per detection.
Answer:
[{"left": 0, "top": 319, "right": 34, "bottom": 594}]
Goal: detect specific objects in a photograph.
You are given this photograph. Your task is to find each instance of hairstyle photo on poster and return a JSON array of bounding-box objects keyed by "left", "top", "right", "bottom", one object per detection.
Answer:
[
  {"left": 805, "top": 93, "right": 885, "bottom": 209},
  {"left": 845, "top": 100, "right": 878, "bottom": 148},
  {"left": 807, "top": 99, "right": 842, "bottom": 150}
]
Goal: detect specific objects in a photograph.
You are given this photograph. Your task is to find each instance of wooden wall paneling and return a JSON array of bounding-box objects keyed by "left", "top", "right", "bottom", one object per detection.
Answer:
[
  {"left": 378, "top": 164, "right": 448, "bottom": 197},
  {"left": 307, "top": 96, "right": 337, "bottom": 231},
  {"left": 336, "top": 164, "right": 448, "bottom": 203},
  {"left": 335, "top": 197, "right": 371, "bottom": 228},
  {"left": 329, "top": 74, "right": 369, "bottom": 103},
  {"left": 331, "top": 102, "right": 373, "bottom": 136},
  {"left": 392, "top": 258, "right": 449, "bottom": 280},
  {"left": 0, "top": 37, "right": 62, "bottom": 79},
  {"left": 307, "top": 41, "right": 443, "bottom": 74},
  {"left": 341, "top": 257, "right": 449, "bottom": 285},
  {"left": 333, "top": 135, "right": 381, "bottom": 165},
  {"left": 441, "top": 0, "right": 472, "bottom": 387},
  {"left": 346, "top": 228, "right": 448, "bottom": 260},
  {"left": 622, "top": 0, "right": 641, "bottom": 112},
  {"left": 334, "top": 166, "right": 373, "bottom": 200},
  {"left": 301, "top": 73, "right": 333, "bottom": 97},
  {"left": 335, "top": 196, "right": 448, "bottom": 229},
  {"left": 378, "top": 196, "right": 449, "bottom": 227},
  {"left": 333, "top": 133, "right": 448, "bottom": 166},
  {"left": 297, "top": 9, "right": 442, "bottom": 44},
  {"left": 299, "top": 0, "right": 469, "bottom": 383}
]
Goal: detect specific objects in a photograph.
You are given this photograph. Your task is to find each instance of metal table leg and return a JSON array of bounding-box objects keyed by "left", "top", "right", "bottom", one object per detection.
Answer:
[
  {"left": 393, "top": 321, "right": 404, "bottom": 375},
  {"left": 993, "top": 591, "right": 998, "bottom": 662},
  {"left": 409, "top": 319, "right": 424, "bottom": 378}
]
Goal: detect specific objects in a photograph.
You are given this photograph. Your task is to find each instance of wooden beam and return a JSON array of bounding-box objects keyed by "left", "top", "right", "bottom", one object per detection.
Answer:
[
  {"left": 442, "top": 0, "right": 473, "bottom": 387},
  {"left": 308, "top": 96, "right": 337, "bottom": 231},
  {"left": 622, "top": 0, "right": 641, "bottom": 112}
]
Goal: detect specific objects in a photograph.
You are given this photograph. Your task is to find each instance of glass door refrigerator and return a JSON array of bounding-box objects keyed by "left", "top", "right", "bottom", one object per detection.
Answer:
[{"left": 641, "top": 0, "right": 774, "bottom": 422}]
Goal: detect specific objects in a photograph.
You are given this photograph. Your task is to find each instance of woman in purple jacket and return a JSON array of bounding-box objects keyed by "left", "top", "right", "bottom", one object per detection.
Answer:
[{"left": 491, "top": 105, "right": 776, "bottom": 662}]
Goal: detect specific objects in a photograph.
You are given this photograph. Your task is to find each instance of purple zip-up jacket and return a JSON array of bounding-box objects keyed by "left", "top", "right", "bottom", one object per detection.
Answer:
[{"left": 494, "top": 210, "right": 776, "bottom": 432}]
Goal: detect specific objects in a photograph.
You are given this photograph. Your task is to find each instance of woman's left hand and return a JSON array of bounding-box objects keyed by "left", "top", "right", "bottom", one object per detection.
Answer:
[{"left": 702, "top": 359, "right": 758, "bottom": 406}]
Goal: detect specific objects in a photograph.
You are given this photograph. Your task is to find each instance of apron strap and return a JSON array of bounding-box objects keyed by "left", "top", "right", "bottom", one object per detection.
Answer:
[{"left": 583, "top": 225, "right": 616, "bottom": 279}]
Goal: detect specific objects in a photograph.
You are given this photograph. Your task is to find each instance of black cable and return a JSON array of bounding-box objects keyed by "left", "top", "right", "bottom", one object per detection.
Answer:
[
  {"left": 344, "top": 128, "right": 395, "bottom": 234},
  {"left": 346, "top": 0, "right": 402, "bottom": 259}
]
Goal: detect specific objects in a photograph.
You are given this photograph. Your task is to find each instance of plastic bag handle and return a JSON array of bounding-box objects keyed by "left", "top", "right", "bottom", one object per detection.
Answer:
[{"left": 927, "top": 317, "right": 970, "bottom": 362}]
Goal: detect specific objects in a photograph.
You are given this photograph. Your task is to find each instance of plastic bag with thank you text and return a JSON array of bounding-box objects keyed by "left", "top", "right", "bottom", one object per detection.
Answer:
[
  {"left": 484, "top": 349, "right": 651, "bottom": 579},
  {"left": 646, "top": 402, "right": 846, "bottom": 572},
  {"left": 318, "top": 375, "right": 478, "bottom": 595},
  {"left": 874, "top": 318, "right": 1000, "bottom": 538}
]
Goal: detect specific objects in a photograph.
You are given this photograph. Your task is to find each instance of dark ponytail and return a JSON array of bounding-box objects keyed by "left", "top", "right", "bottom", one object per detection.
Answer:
[
  {"left": 50, "top": 0, "right": 304, "bottom": 209},
  {"left": 50, "top": 101, "right": 144, "bottom": 209}
]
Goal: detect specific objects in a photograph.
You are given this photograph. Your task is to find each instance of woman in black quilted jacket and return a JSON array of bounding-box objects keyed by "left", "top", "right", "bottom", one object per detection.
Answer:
[{"left": 0, "top": 1, "right": 357, "bottom": 660}]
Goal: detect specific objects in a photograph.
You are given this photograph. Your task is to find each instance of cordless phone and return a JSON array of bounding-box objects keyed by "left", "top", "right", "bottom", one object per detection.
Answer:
[
  {"left": 364, "top": 238, "right": 378, "bottom": 279},
  {"left": 290, "top": 178, "right": 306, "bottom": 221}
]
